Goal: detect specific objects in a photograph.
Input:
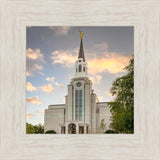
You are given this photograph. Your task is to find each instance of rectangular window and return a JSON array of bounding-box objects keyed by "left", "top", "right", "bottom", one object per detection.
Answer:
[
  {"left": 75, "top": 90, "right": 82, "bottom": 121},
  {"left": 76, "top": 90, "right": 79, "bottom": 120},
  {"left": 79, "top": 90, "right": 82, "bottom": 121}
]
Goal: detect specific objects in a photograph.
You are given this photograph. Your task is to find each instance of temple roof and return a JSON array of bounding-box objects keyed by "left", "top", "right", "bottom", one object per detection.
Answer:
[{"left": 78, "top": 39, "right": 85, "bottom": 61}]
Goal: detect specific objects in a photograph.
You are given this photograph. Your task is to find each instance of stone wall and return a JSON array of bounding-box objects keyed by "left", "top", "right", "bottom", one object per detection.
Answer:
[
  {"left": 44, "top": 105, "right": 65, "bottom": 133},
  {"left": 97, "top": 102, "right": 112, "bottom": 133}
]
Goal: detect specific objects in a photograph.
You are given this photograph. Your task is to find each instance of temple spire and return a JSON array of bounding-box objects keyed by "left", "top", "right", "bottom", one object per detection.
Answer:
[
  {"left": 78, "top": 31, "right": 85, "bottom": 61},
  {"left": 74, "top": 31, "right": 88, "bottom": 78}
]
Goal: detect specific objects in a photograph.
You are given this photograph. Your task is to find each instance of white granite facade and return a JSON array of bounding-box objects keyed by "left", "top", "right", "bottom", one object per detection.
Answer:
[{"left": 44, "top": 37, "right": 112, "bottom": 134}]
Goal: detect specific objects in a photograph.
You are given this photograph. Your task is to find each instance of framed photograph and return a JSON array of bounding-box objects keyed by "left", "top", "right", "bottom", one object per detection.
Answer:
[
  {"left": 26, "top": 26, "right": 134, "bottom": 135},
  {"left": 0, "top": 0, "right": 159, "bottom": 159}
]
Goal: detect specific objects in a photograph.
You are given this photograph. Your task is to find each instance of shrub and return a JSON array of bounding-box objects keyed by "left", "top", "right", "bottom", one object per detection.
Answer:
[
  {"left": 105, "top": 130, "right": 116, "bottom": 134},
  {"left": 45, "top": 130, "right": 56, "bottom": 134}
]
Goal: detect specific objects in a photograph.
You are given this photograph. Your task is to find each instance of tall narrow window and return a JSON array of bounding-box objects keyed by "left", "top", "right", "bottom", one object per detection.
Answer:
[
  {"left": 76, "top": 90, "right": 79, "bottom": 120},
  {"left": 75, "top": 90, "right": 82, "bottom": 121},
  {"left": 79, "top": 65, "right": 82, "bottom": 72},
  {"left": 79, "top": 90, "right": 82, "bottom": 121},
  {"left": 83, "top": 67, "right": 85, "bottom": 72}
]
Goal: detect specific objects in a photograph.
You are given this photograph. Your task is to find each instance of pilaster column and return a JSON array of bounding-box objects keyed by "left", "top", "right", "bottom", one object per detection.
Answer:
[
  {"left": 59, "top": 126, "right": 61, "bottom": 134},
  {"left": 76, "top": 124, "right": 79, "bottom": 134},
  {"left": 84, "top": 125, "right": 86, "bottom": 134},
  {"left": 65, "top": 124, "right": 68, "bottom": 134}
]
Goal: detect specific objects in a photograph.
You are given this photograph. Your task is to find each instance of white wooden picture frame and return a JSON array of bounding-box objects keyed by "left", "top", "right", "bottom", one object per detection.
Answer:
[{"left": 0, "top": 0, "right": 160, "bottom": 159}]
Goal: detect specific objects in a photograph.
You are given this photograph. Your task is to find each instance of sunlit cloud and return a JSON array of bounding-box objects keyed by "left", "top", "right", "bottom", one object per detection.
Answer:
[
  {"left": 41, "top": 84, "right": 54, "bottom": 94},
  {"left": 26, "top": 82, "right": 37, "bottom": 92},
  {"left": 55, "top": 82, "right": 64, "bottom": 88},
  {"left": 51, "top": 50, "right": 77, "bottom": 67},
  {"left": 89, "top": 76, "right": 95, "bottom": 85},
  {"left": 88, "top": 53, "right": 130, "bottom": 75},
  {"left": 49, "top": 26, "right": 71, "bottom": 35},
  {"left": 60, "top": 97, "right": 65, "bottom": 102},
  {"left": 106, "top": 91, "right": 112, "bottom": 97},
  {"left": 37, "top": 110, "right": 44, "bottom": 114},
  {"left": 89, "top": 74, "right": 102, "bottom": 85},
  {"left": 51, "top": 45, "right": 130, "bottom": 75},
  {"left": 26, "top": 72, "right": 32, "bottom": 76},
  {"left": 26, "top": 97, "right": 42, "bottom": 105},
  {"left": 98, "top": 96, "right": 103, "bottom": 101},
  {"left": 26, "top": 113, "right": 34, "bottom": 120},
  {"left": 26, "top": 48, "right": 45, "bottom": 76},
  {"left": 46, "top": 77, "right": 55, "bottom": 83},
  {"left": 95, "top": 75, "right": 102, "bottom": 84},
  {"left": 26, "top": 48, "right": 44, "bottom": 61}
]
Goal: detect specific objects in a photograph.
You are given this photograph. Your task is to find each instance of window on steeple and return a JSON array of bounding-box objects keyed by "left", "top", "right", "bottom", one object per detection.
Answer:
[{"left": 79, "top": 65, "right": 82, "bottom": 72}]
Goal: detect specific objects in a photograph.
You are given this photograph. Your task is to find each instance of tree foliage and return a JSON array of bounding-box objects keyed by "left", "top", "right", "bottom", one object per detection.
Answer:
[
  {"left": 26, "top": 123, "right": 35, "bottom": 134},
  {"left": 26, "top": 123, "right": 44, "bottom": 134},
  {"left": 45, "top": 130, "right": 56, "bottom": 134},
  {"left": 107, "top": 57, "right": 134, "bottom": 133},
  {"left": 105, "top": 130, "right": 117, "bottom": 134}
]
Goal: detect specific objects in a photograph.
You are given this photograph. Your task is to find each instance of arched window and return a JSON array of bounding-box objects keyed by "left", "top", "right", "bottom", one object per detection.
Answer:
[
  {"left": 68, "top": 123, "right": 76, "bottom": 134},
  {"left": 79, "top": 65, "right": 82, "bottom": 72}
]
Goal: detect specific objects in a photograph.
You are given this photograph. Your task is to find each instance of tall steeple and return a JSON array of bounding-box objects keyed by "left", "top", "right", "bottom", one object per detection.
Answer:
[
  {"left": 74, "top": 31, "right": 88, "bottom": 78},
  {"left": 78, "top": 39, "right": 85, "bottom": 61}
]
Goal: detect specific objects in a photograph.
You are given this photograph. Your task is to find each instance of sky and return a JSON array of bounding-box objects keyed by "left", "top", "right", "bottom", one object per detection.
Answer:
[{"left": 26, "top": 26, "right": 134, "bottom": 125}]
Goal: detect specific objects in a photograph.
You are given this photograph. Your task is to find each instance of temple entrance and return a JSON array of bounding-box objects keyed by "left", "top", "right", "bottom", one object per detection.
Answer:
[
  {"left": 68, "top": 123, "right": 76, "bottom": 134},
  {"left": 61, "top": 126, "right": 65, "bottom": 134},
  {"left": 79, "top": 126, "right": 84, "bottom": 134}
]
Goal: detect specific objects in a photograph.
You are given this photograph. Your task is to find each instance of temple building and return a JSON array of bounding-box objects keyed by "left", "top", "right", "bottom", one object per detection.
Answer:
[{"left": 44, "top": 32, "right": 112, "bottom": 134}]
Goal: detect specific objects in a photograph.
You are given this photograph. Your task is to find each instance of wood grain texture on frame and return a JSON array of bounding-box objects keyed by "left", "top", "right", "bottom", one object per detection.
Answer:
[{"left": 0, "top": 0, "right": 160, "bottom": 159}]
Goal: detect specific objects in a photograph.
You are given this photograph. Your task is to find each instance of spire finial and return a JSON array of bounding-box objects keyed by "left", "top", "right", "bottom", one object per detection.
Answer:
[{"left": 79, "top": 30, "right": 83, "bottom": 40}]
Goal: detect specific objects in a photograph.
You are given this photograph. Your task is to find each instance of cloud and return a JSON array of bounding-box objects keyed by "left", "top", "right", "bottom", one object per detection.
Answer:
[
  {"left": 60, "top": 97, "right": 65, "bottom": 102},
  {"left": 49, "top": 26, "right": 71, "bottom": 35},
  {"left": 26, "top": 82, "right": 37, "bottom": 92},
  {"left": 26, "top": 48, "right": 45, "bottom": 76},
  {"left": 51, "top": 50, "right": 77, "bottom": 67},
  {"left": 38, "top": 72, "right": 44, "bottom": 75},
  {"left": 95, "top": 75, "right": 102, "bottom": 84},
  {"left": 89, "top": 75, "right": 102, "bottom": 85},
  {"left": 94, "top": 43, "right": 108, "bottom": 52},
  {"left": 55, "top": 82, "right": 64, "bottom": 88},
  {"left": 89, "top": 76, "right": 95, "bottom": 85},
  {"left": 98, "top": 96, "right": 103, "bottom": 101},
  {"left": 106, "top": 91, "right": 112, "bottom": 97},
  {"left": 26, "top": 97, "right": 42, "bottom": 105},
  {"left": 37, "top": 110, "right": 44, "bottom": 114},
  {"left": 26, "top": 48, "right": 44, "bottom": 61},
  {"left": 46, "top": 77, "right": 55, "bottom": 83},
  {"left": 26, "top": 113, "right": 34, "bottom": 120},
  {"left": 41, "top": 84, "right": 54, "bottom": 94},
  {"left": 26, "top": 72, "right": 32, "bottom": 76},
  {"left": 50, "top": 43, "right": 130, "bottom": 76},
  {"left": 88, "top": 53, "right": 130, "bottom": 75}
]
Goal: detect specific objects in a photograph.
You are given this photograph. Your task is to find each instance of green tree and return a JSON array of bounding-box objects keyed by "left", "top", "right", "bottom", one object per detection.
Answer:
[
  {"left": 34, "top": 124, "right": 44, "bottom": 134},
  {"left": 26, "top": 123, "right": 44, "bottom": 134},
  {"left": 108, "top": 57, "right": 134, "bottom": 133},
  {"left": 26, "top": 123, "right": 35, "bottom": 134}
]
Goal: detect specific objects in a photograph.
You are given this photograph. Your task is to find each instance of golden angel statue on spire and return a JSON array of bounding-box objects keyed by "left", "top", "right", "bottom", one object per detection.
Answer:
[{"left": 79, "top": 30, "right": 84, "bottom": 40}]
